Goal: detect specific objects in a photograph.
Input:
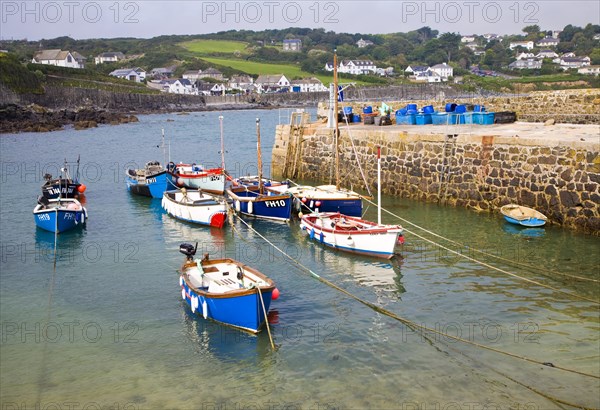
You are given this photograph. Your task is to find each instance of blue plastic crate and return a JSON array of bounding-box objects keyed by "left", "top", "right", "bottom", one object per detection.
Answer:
[
  {"left": 395, "top": 114, "right": 416, "bottom": 125},
  {"left": 415, "top": 114, "right": 432, "bottom": 125},
  {"left": 432, "top": 113, "right": 448, "bottom": 125},
  {"left": 463, "top": 112, "right": 474, "bottom": 124},
  {"left": 473, "top": 112, "right": 495, "bottom": 125}
]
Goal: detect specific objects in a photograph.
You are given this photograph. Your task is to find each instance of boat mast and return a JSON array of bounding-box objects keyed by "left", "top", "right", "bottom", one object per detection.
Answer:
[
  {"left": 333, "top": 49, "right": 340, "bottom": 191},
  {"left": 377, "top": 146, "right": 381, "bottom": 225},
  {"left": 161, "top": 128, "right": 166, "bottom": 166},
  {"left": 256, "top": 118, "right": 263, "bottom": 195},
  {"left": 219, "top": 115, "right": 225, "bottom": 171}
]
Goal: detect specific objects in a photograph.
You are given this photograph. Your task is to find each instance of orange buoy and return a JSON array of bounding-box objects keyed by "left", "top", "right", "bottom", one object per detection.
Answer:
[
  {"left": 272, "top": 287, "right": 280, "bottom": 300},
  {"left": 77, "top": 184, "right": 87, "bottom": 193}
]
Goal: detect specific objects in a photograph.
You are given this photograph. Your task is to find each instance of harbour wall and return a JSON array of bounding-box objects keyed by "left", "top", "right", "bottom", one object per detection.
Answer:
[
  {"left": 272, "top": 122, "right": 600, "bottom": 235},
  {"left": 318, "top": 89, "right": 600, "bottom": 124}
]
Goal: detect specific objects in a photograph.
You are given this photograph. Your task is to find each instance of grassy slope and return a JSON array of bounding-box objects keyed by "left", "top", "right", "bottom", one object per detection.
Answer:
[{"left": 180, "top": 39, "right": 250, "bottom": 55}]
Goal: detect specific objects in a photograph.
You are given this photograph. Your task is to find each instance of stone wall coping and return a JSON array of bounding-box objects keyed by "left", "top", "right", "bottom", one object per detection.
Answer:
[{"left": 311, "top": 122, "right": 600, "bottom": 150}]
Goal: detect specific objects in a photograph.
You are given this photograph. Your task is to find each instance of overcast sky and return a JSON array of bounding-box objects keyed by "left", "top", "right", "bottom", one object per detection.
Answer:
[{"left": 0, "top": 1, "right": 598, "bottom": 40}]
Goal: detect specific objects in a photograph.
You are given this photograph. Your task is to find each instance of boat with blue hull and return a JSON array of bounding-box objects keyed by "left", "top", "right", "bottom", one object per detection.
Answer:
[
  {"left": 33, "top": 196, "right": 88, "bottom": 233},
  {"left": 227, "top": 186, "right": 293, "bottom": 222},
  {"left": 178, "top": 244, "right": 279, "bottom": 333},
  {"left": 500, "top": 204, "right": 548, "bottom": 227},
  {"left": 268, "top": 184, "right": 363, "bottom": 216},
  {"left": 226, "top": 118, "right": 293, "bottom": 222},
  {"left": 126, "top": 161, "right": 168, "bottom": 198}
]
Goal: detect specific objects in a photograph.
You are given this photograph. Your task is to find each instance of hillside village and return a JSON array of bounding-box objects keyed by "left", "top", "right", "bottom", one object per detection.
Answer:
[{"left": 6, "top": 24, "right": 600, "bottom": 96}]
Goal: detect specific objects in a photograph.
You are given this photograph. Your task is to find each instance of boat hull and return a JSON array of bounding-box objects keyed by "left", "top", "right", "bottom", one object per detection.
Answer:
[
  {"left": 500, "top": 204, "right": 547, "bottom": 227},
  {"left": 300, "top": 212, "right": 403, "bottom": 259},
  {"left": 33, "top": 200, "right": 87, "bottom": 233},
  {"left": 126, "top": 170, "right": 168, "bottom": 198},
  {"left": 227, "top": 188, "right": 293, "bottom": 222},
  {"left": 168, "top": 165, "right": 225, "bottom": 195},
  {"left": 179, "top": 257, "right": 276, "bottom": 333},
  {"left": 162, "top": 190, "right": 227, "bottom": 228}
]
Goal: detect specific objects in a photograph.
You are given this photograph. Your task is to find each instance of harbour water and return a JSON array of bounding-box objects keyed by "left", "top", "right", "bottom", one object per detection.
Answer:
[{"left": 1, "top": 109, "right": 598, "bottom": 409}]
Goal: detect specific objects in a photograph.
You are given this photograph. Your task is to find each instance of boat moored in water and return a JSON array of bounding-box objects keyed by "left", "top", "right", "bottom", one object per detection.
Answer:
[
  {"left": 162, "top": 188, "right": 227, "bottom": 228},
  {"left": 178, "top": 243, "right": 278, "bottom": 333},
  {"left": 126, "top": 160, "right": 168, "bottom": 198},
  {"left": 300, "top": 212, "right": 404, "bottom": 259},
  {"left": 500, "top": 204, "right": 548, "bottom": 227},
  {"left": 33, "top": 196, "right": 88, "bottom": 233},
  {"left": 167, "top": 162, "right": 226, "bottom": 195}
]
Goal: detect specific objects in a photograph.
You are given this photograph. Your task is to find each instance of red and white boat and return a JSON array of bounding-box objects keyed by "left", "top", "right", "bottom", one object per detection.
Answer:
[
  {"left": 300, "top": 212, "right": 404, "bottom": 259},
  {"left": 167, "top": 162, "right": 226, "bottom": 195}
]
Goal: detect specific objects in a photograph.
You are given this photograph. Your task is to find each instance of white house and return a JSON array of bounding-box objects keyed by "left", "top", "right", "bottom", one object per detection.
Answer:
[
  {"left": 461, "top": 35, "right": 476, "bottom": 43},
  {"left": 559, "top": 56, "right": 591, "bottom": 70},
  {"left": 255, "top": 74, "right": 290, "bottom": 93},
  {"left": 536, "top": 37, "right": 560, "bottom": 47},
  {"left": 508, "top": 59, "right": 542, "bottom": 70},
  {"left": 32, "top": 49, "right": 85, "bottom": 69},
  {"left": 338, "top": 60, "right": 377, "bottom": 75},
  {"left": 109, "top": 67, "right": 146, "bottom": 82},
  {"left": 356, "top": 38, "right": 374, "bottom": 48},
  {"left": 594, "top": 34, "right": 600, "bottom": 41},
  {"left": 150, "top": 67, "right": 174, "bottom": 79},
  {"left": 483, "top": 33, "right": 500, "bottom": 42},
  {"left": 578, "top": 65, "right": 600, "bottom": 75},
  {"left": 516, "top": 52, "right": 535, "bottom": 60},
  {"left": 509, "top": 41, "right": 534, "bottom": 50},
  {"left": 282, "top": 39, "right": 302, "bottom": 52},
  {"left": 290, "top": 78, "right": 327, "bottom": 92},
  {"left": 429, "top": 63, "right": 453, "bottom": 80},
  {"left": 196, "top": 81, "right": 225, "bottom": 96},
  {"left": 94, "top": 52, "right": 125, "bottom": 64},
  {"left": 536, "top": 49, "right": 558, "bottom": 59},
  {"left": 228, "top": 75, "right": 254, "bottom": 92},
  {"left": 405, "top": 65, "right": 429, "bottom": 75},
  {"left": 376, "top": 67, "right": 395, "bottom": 76},
  {"left": 415, "top": 71, "right": 441, "bottom": 83},
  {"left": 164, "top": 78, "right": 196, "bottom": 95}
]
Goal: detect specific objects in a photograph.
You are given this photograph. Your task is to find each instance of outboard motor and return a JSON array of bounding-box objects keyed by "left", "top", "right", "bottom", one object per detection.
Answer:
[{"left": 179, "top": 243, "right": 197, "bottom": 260}]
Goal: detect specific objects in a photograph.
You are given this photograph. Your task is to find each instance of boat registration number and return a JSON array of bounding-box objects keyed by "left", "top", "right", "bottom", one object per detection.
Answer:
[
  {"left": 264, "top": 200, "right": 286, "bottom": 208},
  {"left": 209, "top": 175, "right": 221, "bottom": 181},
  {"left": 146, "top": 177, "right": 157, "bottom": 184},
  {"left": 37, "top": 214, "right": 51, "bottom": 221}
]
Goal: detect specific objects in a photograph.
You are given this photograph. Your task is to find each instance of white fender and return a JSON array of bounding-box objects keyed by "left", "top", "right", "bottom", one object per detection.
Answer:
[
  {"left": 179, "top": 276, "right": 184, "bottom": 287},
  {"left": 309, "top": 200, "right": 314, "bottom": 208},
  {"left": 235, "top": 200, "right": 240, "bottom": 212},
  {"left": 181, "top": 287, "right": 186, "bottom": 300},
  {"left": 247, "top": 200, "right": 253, "bottom": 214},
  {"left": 191, "top": 296, "right": 197, "bottom": 313},
  {"left": 202, "top": 300, "right": 208, "bottom": 319}
]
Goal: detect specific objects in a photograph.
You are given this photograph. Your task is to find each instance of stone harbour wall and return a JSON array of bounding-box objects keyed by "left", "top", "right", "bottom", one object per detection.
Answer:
[{"left": 272, "top": 124, "right": 600, "bottom": 235}]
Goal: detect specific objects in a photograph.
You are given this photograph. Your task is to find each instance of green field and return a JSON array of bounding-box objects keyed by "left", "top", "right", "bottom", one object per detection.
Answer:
[
  {"left": 202, "top": 57, "right": 334, "bottom": 83},
  {"left": 180, "top": 39, "right": 249, "bottom": 55}
]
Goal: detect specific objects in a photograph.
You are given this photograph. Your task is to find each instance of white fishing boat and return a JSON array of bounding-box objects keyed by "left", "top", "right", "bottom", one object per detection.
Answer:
[
  {"left": 300, "top": 212, "right": 404, "bottom": 259},
  {"left": 167, "top": 163, "right": 226, "bottom": 195},
  {"left": 161, "top": 188, "right": 227, "bottom": 228}
]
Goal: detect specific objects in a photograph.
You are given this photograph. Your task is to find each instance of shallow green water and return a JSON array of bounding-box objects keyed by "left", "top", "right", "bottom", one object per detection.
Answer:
[{"left": 1, "top": 109, "right": 598, "bottom": 409}]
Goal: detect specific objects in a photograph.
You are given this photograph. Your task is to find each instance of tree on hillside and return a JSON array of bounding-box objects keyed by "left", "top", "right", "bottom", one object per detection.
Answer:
[
  {"left": 522, "top": 25, "right": 541, "bottom": 40},
  {"left": 438, "top": 33, "right": 461, "bottom": 62}
]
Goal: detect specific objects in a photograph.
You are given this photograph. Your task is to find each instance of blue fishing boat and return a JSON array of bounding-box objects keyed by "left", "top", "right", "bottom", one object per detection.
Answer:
[
  {"left": 500, "top": 204, "right": 548, "bottom": 227},
  {"left": 33, "top": 196, "right": 88, "bottom": 233},
  {"left": 226, "top": 118, "right": 293, "bottom": 222},
  {"left": 126, "top": 160, "right": 168, "bottom": 198},
  {"left": 178, "top": 243, "right": 279, "bottom": 333},
  {"left": 42, "top": 157, "right": 86, "bottom": 199}
]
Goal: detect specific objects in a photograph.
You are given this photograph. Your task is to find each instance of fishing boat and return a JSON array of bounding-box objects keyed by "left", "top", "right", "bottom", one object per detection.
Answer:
[
  {"left": 299, "top": 212, "right": 404, "bottom": 259},
  {"left": 33, "top": 196, "right": 88, "bottom": 233},
  {"left": 126, "top": 129, "right": 169, "bottom": 198},
  {"left": 126, "top": 161, "right": 168, "bottom": 198},
  {"left": 178, "top": 243, "right": 279, "bottom": 333},
  {"left": 162, "top": 188, "right": 227, "bottom": 228},
  {"left": 268, "top": 50, "right": 363, "bottom": 217},
  {"left": 299, "top": 146, "right": 404, "bottom": 258},
  {"left": 500, "top": 204, "right": 548, "bottom": 227},
  {"left": 41, "top": 157, "right": 86, "bottom": 199},
  {"left": 226, "top": 119, "right": 293, "bottom": 222},
  {"left": 167, "top": 163, "right": 225, "bottom": 195}
]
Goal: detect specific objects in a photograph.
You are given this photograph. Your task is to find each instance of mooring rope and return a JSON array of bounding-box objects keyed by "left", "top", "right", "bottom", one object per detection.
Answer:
[
  {"left": 230, "top": 212, "right": 599, "bottom": 381},
  {"left": 361, "top": 195, "right": 599, "bottom": 284}
]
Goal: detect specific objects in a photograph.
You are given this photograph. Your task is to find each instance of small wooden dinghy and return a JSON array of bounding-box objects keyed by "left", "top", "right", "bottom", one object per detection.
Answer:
[{"left": 500, "top": 204, "right": 548, "bottom": 227}]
